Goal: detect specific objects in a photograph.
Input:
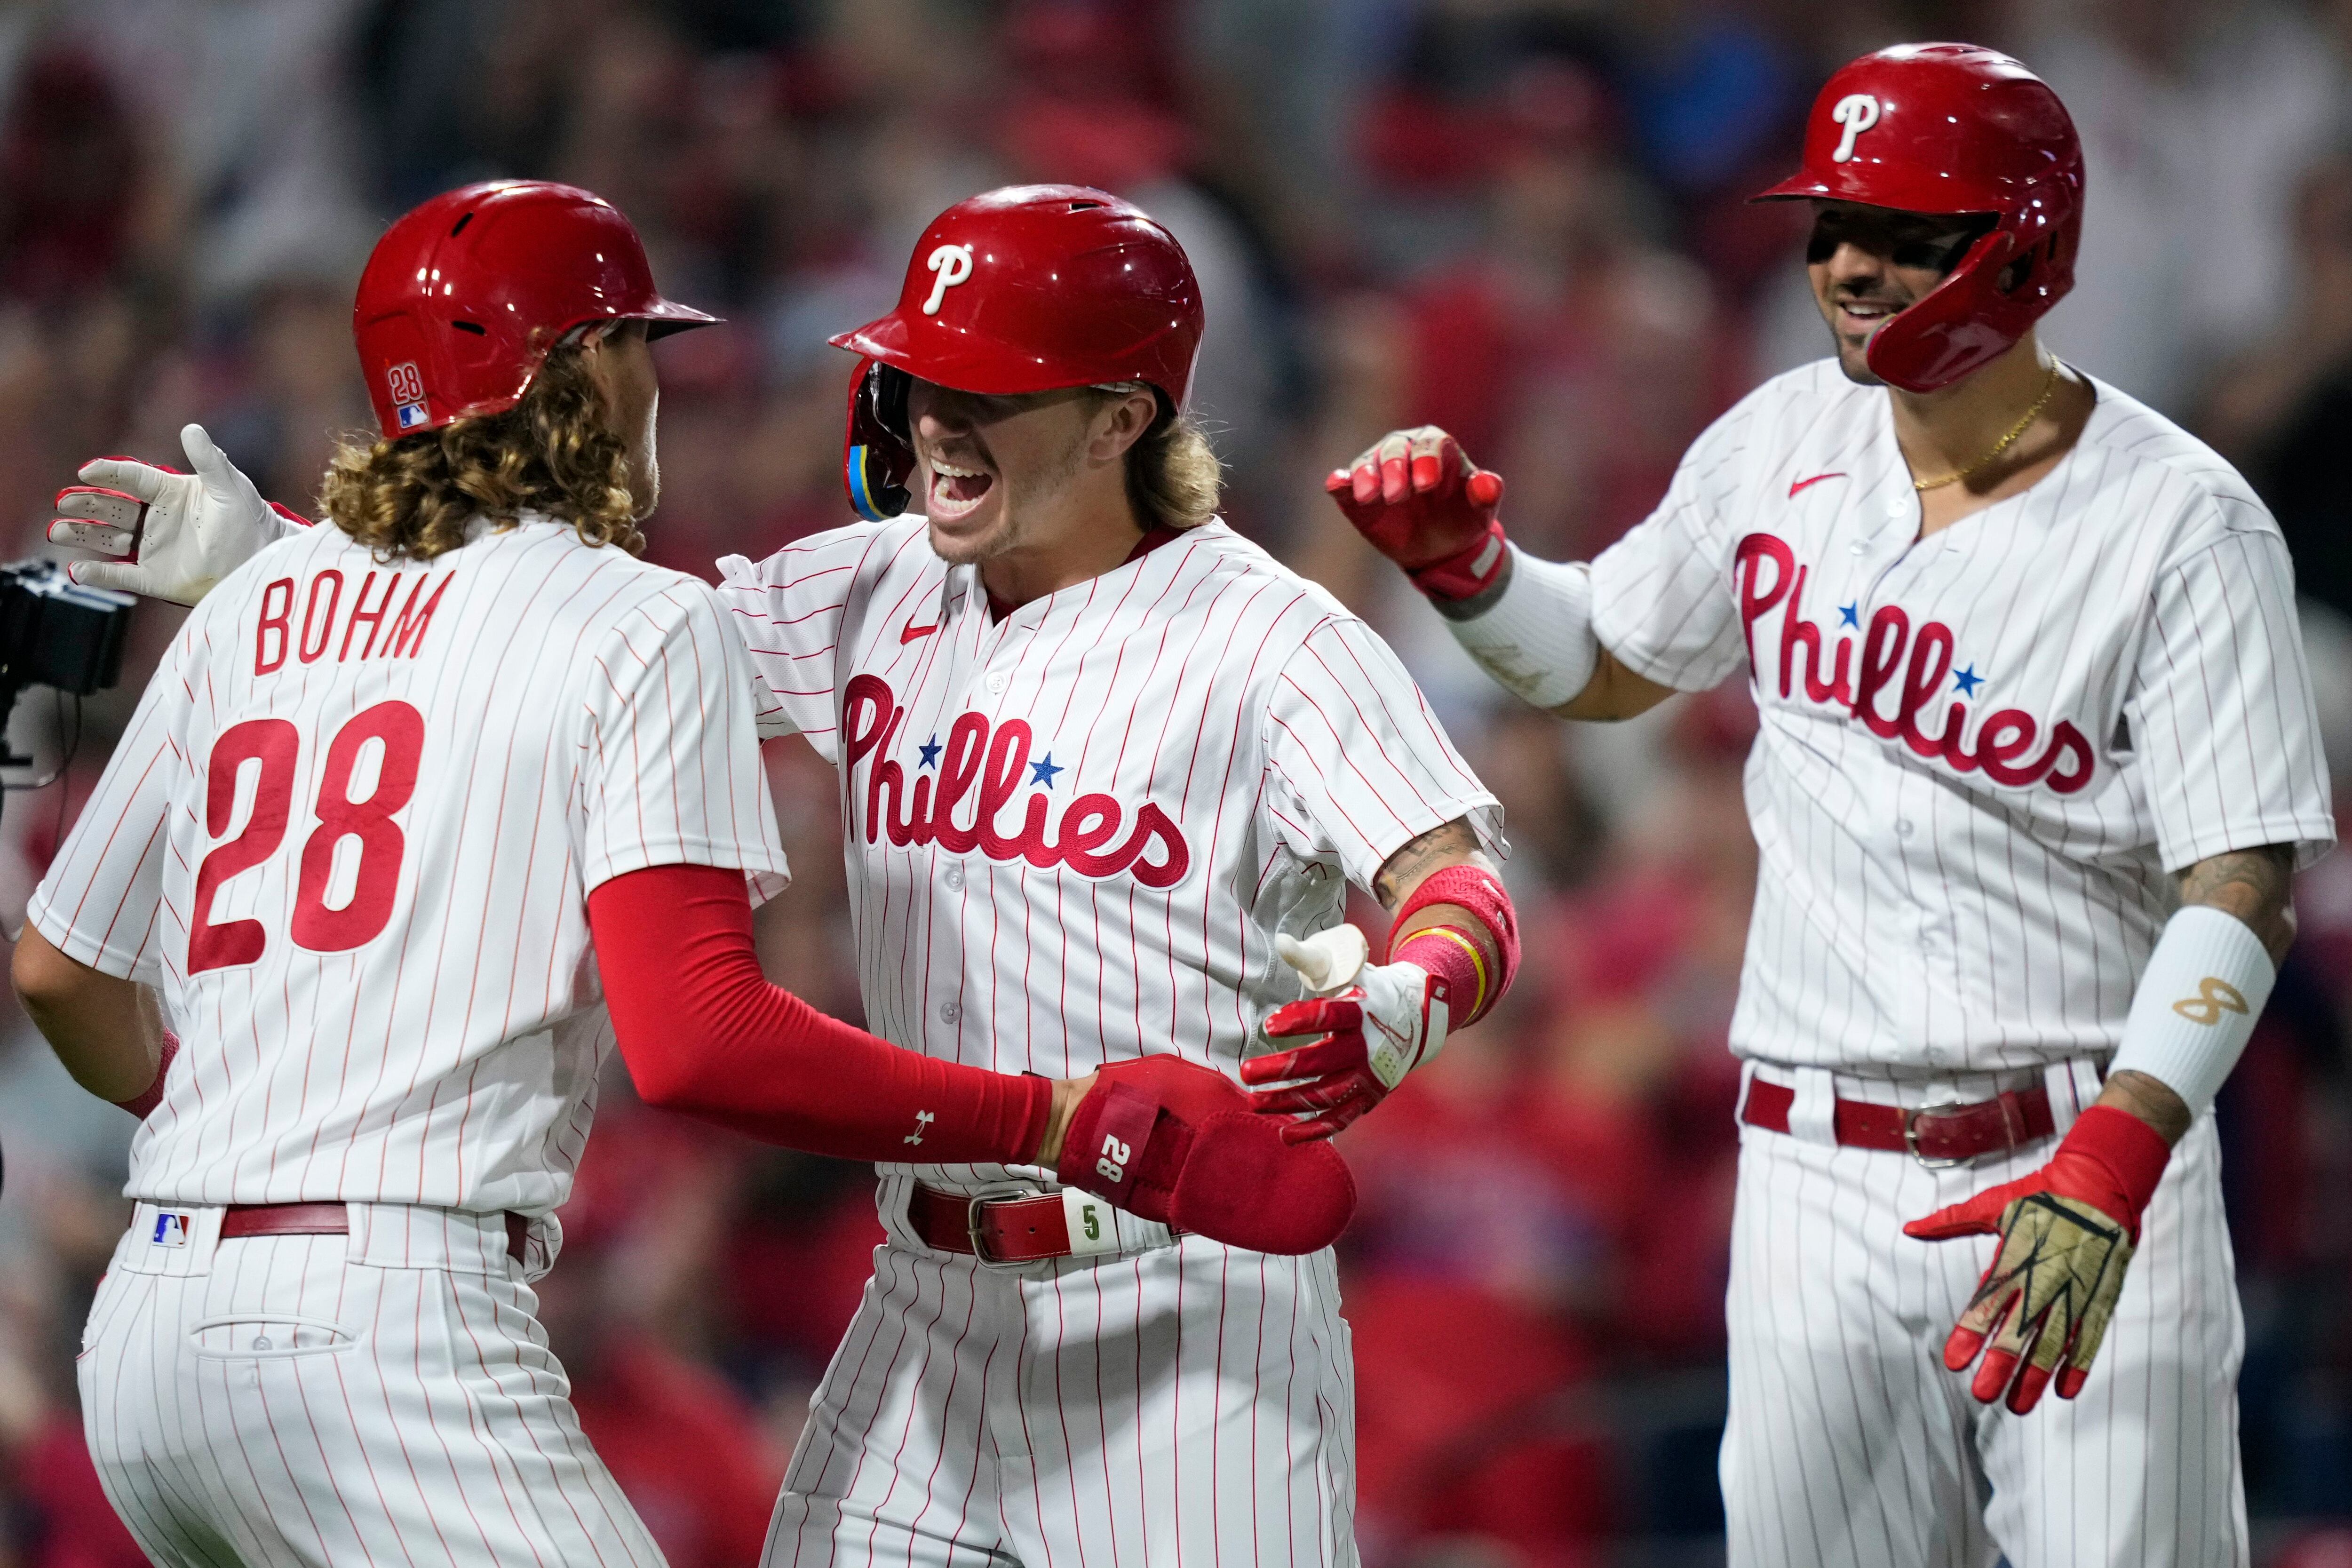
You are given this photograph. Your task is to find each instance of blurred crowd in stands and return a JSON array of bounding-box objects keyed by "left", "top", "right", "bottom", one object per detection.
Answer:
[{"left": 0, "top": 0, "right": 2348, "bottom": 1563}]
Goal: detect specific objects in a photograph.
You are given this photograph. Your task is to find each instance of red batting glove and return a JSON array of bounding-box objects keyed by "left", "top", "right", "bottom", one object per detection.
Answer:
[
  {"left": 1326, "top": 428, "right": 1510, "bottom": 602},
  {"left": 1902, "top": 1106, "right": 2171, "bottom": 1412},
  {"left": 1057, "top": 1055, "right": 1356, "bottom": 1254},
  {"left": 1240, "top": 928, "right": 1449, "bottom": 1143}
]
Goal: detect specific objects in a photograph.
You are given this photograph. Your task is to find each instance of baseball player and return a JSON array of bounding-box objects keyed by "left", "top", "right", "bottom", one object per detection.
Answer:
[
  {"left": 46, "top": 184, "right": 1522, "bottom": 1565},
  {"left": 15, "top": 180, "right": 1348, "bottom": 1568},
  {"left": 1331, "top": 43, "right": 2335, "bottom": 1568}
]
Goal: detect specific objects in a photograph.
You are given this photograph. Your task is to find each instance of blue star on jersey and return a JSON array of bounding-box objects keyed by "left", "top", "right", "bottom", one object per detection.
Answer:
[
  {"left": 918, "top": 734, "right": 941, "bottom": 768},
  {"left": 1953, "top": 665, "right": 1984, "bottom": 697},
  {"left": 1839, "top": 603, "right": 1860, "bottom": 629},
  {"left": 1029, "top": 753, "right": 1064, "bottom": 788}
]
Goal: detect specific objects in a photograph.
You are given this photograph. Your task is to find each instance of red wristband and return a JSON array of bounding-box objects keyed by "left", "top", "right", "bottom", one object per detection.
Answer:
[
  {"left": 1392, "top": 925, "right": 1488, "bottom": 1020},
  {"left": 1389, "top": 864, "right": 1518, "bottom": 1024}
]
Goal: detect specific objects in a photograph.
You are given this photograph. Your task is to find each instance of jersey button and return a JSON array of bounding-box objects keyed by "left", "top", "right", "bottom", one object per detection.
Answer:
[
  {"left": 1896, "top": 820, "right": 1915, "bottom": 837},
  {"left": 986, "top": 672, "right": 1008, "bottom": 694},
  {"left": 939, "top": 1000, "right": 962, "bottom": 1025},
  {"left": 944, "top": 865, "right": 965, "bottom": 891}
]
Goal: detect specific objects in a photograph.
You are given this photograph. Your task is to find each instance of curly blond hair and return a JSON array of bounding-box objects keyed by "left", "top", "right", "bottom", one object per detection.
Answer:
[{"left": 319, "top": 344, "right": 640, "bottom": 561}]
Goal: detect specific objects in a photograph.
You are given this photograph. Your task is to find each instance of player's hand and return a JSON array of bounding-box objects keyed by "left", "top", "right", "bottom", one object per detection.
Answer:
[
  {"left": 48, "top": 423, "right": 303, "bottom": 605},
  {"left": 1054, "top": 1055, "right": 1355, "bottom": 1255},
  {"left": 1326, "top": 426, "right": 1509, "bottom": 602},
  {"left": 1902, "top": 1106, "right": 2171, "bottom": 1413},
  {"left": 1239, "top": 923, "right": 1449, "bottom": 1142}
]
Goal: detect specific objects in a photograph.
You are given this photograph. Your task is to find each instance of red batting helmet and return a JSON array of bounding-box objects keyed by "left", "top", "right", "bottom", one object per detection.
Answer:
[
  {"left": 830, "top": 184, "right": 1205, "bottom": 520},
  {"left": 1754, "top": 43, "right": 2082, "bottom": 393},
  {"left": 352, "top": 181, "right": 718, "bottom": 440}
]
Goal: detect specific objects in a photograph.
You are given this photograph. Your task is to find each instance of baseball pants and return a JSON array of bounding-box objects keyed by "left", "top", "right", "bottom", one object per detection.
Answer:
[
  {"left": 1721, "top": 1062, "right": 2246, "bottom": 1568},
  {"left": 764, "top": 1174, "right": 1359, "bottom": 1567},
  {"left": 79, "top": 1201, "right": 664, "bottom": 1568}
]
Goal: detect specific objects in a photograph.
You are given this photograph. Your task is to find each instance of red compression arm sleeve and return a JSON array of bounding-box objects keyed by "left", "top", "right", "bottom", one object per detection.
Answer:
[{"left": 586, "top": 864, "right": 1050, "bottom": 1163}]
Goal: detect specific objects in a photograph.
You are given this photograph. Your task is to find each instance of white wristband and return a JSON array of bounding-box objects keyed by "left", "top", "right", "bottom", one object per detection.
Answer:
[
  {"left": 1444, "top": 549, "right": 1599, "bottom": 710},
  {"left": 2109, "top": 905, "right": 2277, "bottom": 1117}
]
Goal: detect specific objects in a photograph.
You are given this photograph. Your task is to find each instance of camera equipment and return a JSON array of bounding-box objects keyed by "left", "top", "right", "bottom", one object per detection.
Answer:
[{"left": 0, "top": 560, "right": 135, "bottom": 767}]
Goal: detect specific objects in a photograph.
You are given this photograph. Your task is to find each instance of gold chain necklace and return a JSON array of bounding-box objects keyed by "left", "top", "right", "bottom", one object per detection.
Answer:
[{"left": 1910, "top": 360, "right": 2064, "bottom": 493}]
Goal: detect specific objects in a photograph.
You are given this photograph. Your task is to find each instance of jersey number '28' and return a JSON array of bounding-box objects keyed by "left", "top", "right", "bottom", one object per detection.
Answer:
[{"left": 188, "top": 701, "right": 425, "bottom": 973}]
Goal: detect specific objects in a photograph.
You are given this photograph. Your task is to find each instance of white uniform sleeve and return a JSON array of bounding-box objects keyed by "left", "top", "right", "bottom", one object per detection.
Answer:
[
  {"left": 2127, "top": 509, "right": 2336, "bottom": 871},
  {"left": 715, "top": 519, "right": 894, "bottom": 759},
  {"left": 1259, "top": 617, "right": 1504, "bottom": 891},
  {"left": 1589, "top": 395, "right": 1761, "bottom": 692},
  {"left": 27, "top": 635, "right": 191, "bottom": 984},
  {"left": 578, "top": 581, "right": 795, "bottom": 900}
]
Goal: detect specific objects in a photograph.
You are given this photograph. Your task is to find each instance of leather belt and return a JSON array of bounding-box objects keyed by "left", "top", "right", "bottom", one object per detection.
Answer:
[
  {"left": 219, "top": 1202, "right": 528, "bottom": 1266},
  {"left": 1740, "top": 1076, "right": 2055, "bottom": 1167},
  {"left": 908, "top": 1183, "right": 1179, "bottom": 1266}
]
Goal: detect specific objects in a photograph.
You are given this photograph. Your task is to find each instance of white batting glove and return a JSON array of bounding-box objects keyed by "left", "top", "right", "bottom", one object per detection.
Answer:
[
  {"left": 48, "top": 423, "right": 302, "bottom": 605},
  {"left": 1239, "top": 923, "right": 1449, "bottom": 1141}
]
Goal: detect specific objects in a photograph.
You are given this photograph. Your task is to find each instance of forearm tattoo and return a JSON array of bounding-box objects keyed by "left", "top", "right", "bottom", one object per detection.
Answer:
[
  {"left": 1372, "top": 818, "right": 1489, "bottom": 911},
  {"left": 2175, "top": 844, "right": 2297, "bottom": 966}
]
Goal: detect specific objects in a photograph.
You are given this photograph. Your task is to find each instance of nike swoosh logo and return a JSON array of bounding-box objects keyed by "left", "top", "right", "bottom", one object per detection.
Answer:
[
  {"left": 1788, "top": 472, "right": 1848, "bottom": 497},
  {"left": 900, "top": 619, "right": 941, "bottom": 644}
]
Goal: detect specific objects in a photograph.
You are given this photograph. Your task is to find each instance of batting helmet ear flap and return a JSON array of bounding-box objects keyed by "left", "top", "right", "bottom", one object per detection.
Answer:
[{"left": 843, "top": 358, "right": 916, "bottom": 521}]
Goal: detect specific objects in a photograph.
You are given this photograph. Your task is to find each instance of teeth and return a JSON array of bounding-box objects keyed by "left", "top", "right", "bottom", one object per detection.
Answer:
[{"left": 933, "top": 461, "right": 984, "bottom": 479}]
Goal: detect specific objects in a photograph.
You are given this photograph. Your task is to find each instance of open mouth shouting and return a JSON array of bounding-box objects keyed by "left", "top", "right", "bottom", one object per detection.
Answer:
[{"left": 926, "top": 454, "right": 997, "bottom": 522}]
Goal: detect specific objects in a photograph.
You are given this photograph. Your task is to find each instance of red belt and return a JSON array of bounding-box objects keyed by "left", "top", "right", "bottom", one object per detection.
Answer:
[
  {"left": 219, "top": 1202, "right": 528, "bottom": 1266},
  {"left": 907, "top": 1184, "right": 1179, "bottom": 1266},
  {"left": 1740, "top": 1076, "right": 2055, "bottom": 1165}
]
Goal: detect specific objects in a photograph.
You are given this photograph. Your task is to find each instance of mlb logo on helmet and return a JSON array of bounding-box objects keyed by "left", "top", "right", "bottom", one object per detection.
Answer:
[
  {"left": 150, "top": 1212, "right": 192, "bottom": 1247},
  {"left": 387, "top": 361, "right": 429, "bottom": 430}
]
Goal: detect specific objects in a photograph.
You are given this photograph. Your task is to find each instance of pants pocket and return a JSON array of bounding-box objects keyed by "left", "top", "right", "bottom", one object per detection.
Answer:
[{"left": 187, "top": 1313, "right": 361, "bottom": 1360}]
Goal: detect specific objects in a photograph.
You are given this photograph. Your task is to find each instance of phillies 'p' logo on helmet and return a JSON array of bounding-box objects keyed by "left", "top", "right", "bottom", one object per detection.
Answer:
[
  {"left": 1754, "top": 43, "right": 2083, "bottom": 393},
  {"left": 828, "top": 185, "right": 1207, "bottom": 521},
  {"left": 351, "top": 181, "right": 720, "bottom": 441}
]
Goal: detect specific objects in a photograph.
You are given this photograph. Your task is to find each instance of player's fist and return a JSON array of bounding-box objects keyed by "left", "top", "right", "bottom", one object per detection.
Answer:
[
  {"left": 1902, "top": 1106, "right": 2171, "bottom": 1413},
  {"left": 1327, "top": 426, "right": 1510, "bottom": 602},
  {"left": 49, "top": 423, "right": 302, "bottom": 605},
  {"left": 1056, "top": 1055, "right": 1355, "bottom": 1255},
  {"left": 1240, "top": 923, "right": 1449, "bottom": 1142}
]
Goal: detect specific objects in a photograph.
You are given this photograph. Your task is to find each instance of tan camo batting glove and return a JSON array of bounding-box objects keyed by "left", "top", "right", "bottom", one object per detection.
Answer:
[{"left": 1903, "top": 1105, "right": 2170, "bottom": 1412}]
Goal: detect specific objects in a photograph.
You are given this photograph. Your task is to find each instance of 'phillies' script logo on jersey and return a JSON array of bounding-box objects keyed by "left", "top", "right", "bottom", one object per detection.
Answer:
[
  {"left": 1734, "top": 533, "right": 2095, "bottom": 794},
  {"left": 841, "top": 674, "right": 1192, "bottom": 887}
]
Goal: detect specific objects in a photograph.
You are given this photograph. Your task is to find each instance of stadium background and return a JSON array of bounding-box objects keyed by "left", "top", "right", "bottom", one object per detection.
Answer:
[{"left": 0, "top": 0, "right": 2347, "bottom": 1563}]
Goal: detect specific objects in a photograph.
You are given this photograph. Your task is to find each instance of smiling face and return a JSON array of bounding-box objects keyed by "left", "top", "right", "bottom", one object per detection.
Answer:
[
  {"left": 904, "top": 380, "right": 1156, "bottom": 570},
  {"left": 1806, "top": 201, "right": 1992, "bottom": 386}
]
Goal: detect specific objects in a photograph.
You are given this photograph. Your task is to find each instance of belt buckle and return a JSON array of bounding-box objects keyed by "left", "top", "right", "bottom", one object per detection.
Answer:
[
  {"left": 964, "top": 1182, "right": 1044, "bottom": 1269},
  {"left": 1902, "top": 1099, "right": 1970, "bottom": 1170}
]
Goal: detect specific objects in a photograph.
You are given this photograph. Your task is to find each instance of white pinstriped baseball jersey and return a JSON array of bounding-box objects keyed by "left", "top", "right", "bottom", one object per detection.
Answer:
[
  {"left": 1591, "top": 361, "right": 2335, "bottom": 1075},
  {"left": 715, "top": 515, "right": 1500, "bottom": 1195},
  {"left": 30, "top": 515, "right": 792, "bottom": 1218}
]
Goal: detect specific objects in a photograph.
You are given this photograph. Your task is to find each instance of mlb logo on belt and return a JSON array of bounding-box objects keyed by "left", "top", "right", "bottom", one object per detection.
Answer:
[{"left": 150, "top": 1212, "right": 192, "bottom": 1247}]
